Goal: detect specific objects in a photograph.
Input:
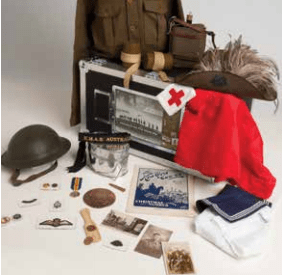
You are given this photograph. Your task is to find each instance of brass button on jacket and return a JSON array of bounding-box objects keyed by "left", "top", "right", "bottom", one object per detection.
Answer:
[
  {"left": 70, "top": 0, "right": 184, "bottom": 126},
  {"left": 130, "top": 25, "right": 136, "bottom": 31}
]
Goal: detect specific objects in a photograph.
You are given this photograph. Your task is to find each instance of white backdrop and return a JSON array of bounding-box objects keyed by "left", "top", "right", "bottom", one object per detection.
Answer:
[{"left": 1, "top": 0, "right": 282, "bottom": 275}]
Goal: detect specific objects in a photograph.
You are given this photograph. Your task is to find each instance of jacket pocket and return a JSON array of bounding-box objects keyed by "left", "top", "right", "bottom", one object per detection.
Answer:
[
  {"left": 92, "top": 0, "right": 126, "bottom": 57},
  {"left": 143, "top": 0, "right": 169, "bottom": 51}
]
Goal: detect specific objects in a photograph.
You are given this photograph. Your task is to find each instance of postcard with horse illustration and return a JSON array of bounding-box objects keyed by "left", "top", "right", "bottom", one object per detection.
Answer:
[{"left": 126, "top": 166, "right": 195, "bottom": 217}]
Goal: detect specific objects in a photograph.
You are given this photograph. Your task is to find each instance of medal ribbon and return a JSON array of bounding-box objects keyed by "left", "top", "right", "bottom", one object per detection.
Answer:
[{"left": 71, "top": 177, "right": 82, "bottom": 191}]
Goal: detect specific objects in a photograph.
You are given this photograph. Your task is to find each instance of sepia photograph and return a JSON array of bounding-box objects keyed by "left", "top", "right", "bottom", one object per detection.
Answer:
[
  {"left": 101, "top": 210, "right": 148, "bottom": 236},
  {"left": 134, "top": 224, "right": 173, "bottom": 259},
  {"left": 126, "top": 166, "right": 195, "bottom": 217},
  {"left": 162, "top": 241, "right": 196, "bottom": 275}
]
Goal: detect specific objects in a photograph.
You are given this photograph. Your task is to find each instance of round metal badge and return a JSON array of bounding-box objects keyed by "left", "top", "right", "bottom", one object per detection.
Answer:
[
  {"left": 83, "top": 188, "right": 116, "bottom": 208},
  {"left": 70, "top": 191, "right": 80, "bottom": 198},
  {"left": 43, "top": 183, "right": 50, "bottom": 189},
  {"left": 53, "top": 201, "right": 62, "bottom": 209}
]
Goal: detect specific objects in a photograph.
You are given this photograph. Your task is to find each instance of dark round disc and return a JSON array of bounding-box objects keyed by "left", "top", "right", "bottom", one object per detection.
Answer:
[
  {"left": 111, "top": 240, "right": 123, "bottom": 247},
  {"left": 12, "top": 214, "right": 22, "bottom": 220},
  {"left": 83, "top": 188, "right": 116, "bottom": 208}
]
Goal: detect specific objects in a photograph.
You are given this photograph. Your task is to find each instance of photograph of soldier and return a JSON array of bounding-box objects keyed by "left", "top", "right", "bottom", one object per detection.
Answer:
[{"left": 134, "top": 224, "right": 172, "bottom": 258}]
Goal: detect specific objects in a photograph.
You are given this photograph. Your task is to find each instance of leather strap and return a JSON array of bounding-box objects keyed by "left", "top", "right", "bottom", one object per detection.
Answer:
[
  {"left": 169, "top": 16, "right": 217, "bottom": 49},
  {"left": 171, "top": 17, "right": 207, "bottom": 34},
  {"left": 10, "top": 161, "right": 58, "bottom": 186}
]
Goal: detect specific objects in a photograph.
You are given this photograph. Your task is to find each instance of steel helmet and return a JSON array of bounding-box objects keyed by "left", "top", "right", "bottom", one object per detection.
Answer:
[{"left": 2, "top": 124, "right": 71, "bottom": 186}]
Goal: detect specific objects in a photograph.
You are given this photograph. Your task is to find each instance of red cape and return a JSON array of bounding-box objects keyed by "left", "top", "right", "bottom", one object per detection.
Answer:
[{"left": 174, "top": 89, "right": 276, "bottom": 199}]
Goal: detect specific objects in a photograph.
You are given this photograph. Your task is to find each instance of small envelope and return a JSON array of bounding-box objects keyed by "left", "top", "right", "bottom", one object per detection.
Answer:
[{"left": 157, "top": 84, "right": 196, "bottom": 116}]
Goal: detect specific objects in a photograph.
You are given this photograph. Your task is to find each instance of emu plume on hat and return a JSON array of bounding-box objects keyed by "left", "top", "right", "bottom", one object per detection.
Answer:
[{"left": 176, "top": 36, "right": 280, "bottom": 100}]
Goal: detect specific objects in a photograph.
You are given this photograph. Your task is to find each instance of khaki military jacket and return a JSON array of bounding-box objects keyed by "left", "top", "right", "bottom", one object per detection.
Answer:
[{"left": 71, "top": 0, "right": 184, "bottom": 126}]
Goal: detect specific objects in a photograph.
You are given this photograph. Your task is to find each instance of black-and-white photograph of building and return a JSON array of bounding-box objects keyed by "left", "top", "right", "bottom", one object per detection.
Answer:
[
  {"left": 113, "top": 86, "right": 164, "bottom": 146},
  {"left": 102, "top": 210, "right": 148, "bottom": 236}
]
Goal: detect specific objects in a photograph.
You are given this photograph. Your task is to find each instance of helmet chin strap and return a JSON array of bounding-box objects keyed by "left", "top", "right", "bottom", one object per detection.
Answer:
[{"left": 10, "top": 161, "right": 58, "bottom": 186}]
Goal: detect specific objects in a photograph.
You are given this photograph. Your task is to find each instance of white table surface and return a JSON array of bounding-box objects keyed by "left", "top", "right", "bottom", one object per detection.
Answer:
[{"left": 1, "top": 78, "right": 282, "bottom": 275}]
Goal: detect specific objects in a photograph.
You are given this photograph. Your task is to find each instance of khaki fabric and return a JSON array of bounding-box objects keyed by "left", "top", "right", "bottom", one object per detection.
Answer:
[{"left": 70, "top": 0, "right": 184, "bottom": 126}]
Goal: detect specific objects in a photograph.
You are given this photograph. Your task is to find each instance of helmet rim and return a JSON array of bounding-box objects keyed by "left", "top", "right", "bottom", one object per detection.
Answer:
[{"left": 2, "top": 136, "right": 71, "bottom": 169}]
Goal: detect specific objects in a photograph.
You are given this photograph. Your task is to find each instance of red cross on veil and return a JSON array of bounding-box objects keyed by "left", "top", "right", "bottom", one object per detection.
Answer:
[{"left": 168, "top": 89, "right": 185, "bottom": 106}]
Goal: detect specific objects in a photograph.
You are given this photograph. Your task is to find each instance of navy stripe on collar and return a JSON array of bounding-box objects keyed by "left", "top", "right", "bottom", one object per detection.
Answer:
[{"left": 196, "top": 185, "right": 271, "bottom": 222}]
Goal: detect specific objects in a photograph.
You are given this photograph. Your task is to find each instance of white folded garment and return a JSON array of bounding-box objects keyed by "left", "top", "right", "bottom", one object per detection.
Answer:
[{"left": 194, "top": 206, "right": 272, "bottom": 259}]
